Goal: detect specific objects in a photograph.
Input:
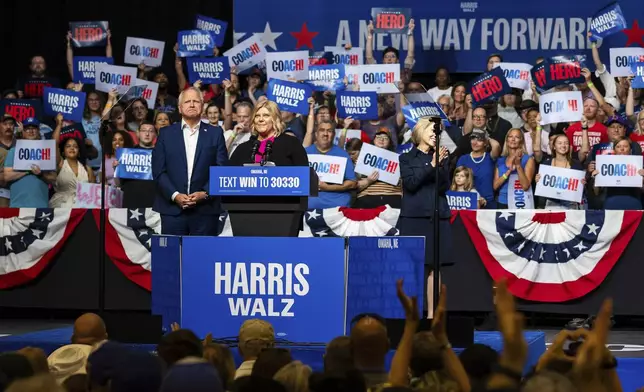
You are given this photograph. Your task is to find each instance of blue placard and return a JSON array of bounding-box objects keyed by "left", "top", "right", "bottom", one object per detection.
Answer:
[
  {"left": 336, "top": 91, "right": 378, "bottom": 120},
  {"left": 346, "top": 236, "right": 424, "bottom": 331},
  {"left": 151, "top": 235, "right": 183, "bottom": 333},
  {"left": 402, "top": 101, "right": 447, "bottom": 128},
  {"left": 186, "top": 57, "right": 230, "bottom": 84},
  {"left": 42, "top": 87, "right": 86, "bottom": 122},
  {"left": 177, "top": 30, "right": 216, "bottom": 57},
  {"left": 210, "top": 166, "right": 311, "bottom": 196},
  {"left": 0, "top": 99, "right": 43, "bottom": 123},
  {"left": 531, "top": 62, "right": 548, "bottom": 93},
  {"left": 195, "top": 14, "right": 228, "bottom": 47},
  {"left": 468, "top": 66, "right": 512, "bottom": 106},
  {"left": 589, "top": 3, "right": 627, "bottom": 42},
  {"left": 541, "top": 55, "right": 587, "bottom": 90},
  {"left": 371, "top": 8, "right": 412, "bottom": 34},
  {"left": 73, "top": 56, "right": 114, "bottom": 84},
  {"left": 397, "top": 142, "right": 413, "bottom": 154},
  {"left": 446, "top": 191, "right": 478, "bottom": 210},
  {"left": 69, "top": 21, "right": 108, "bottom": 47},
  {"left": 307, "top": 64, "right": 345, "bottom": 92},
  {"left": 115, "top": 148, "right": 153, "bottom": 180},
  {"left": 267, "top": 79, "right": 312, "bottom": 115},
  {"left": 631, "top": 62, "right": 644, "bottom": 88},
  {"left": 181, "top": 237, "right": 346, "bottom": 342}
]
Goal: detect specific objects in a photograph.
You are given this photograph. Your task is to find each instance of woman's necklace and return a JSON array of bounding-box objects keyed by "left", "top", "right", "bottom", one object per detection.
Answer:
[{"left": 470, "top": 151, "right": 486, "bottom": 164}]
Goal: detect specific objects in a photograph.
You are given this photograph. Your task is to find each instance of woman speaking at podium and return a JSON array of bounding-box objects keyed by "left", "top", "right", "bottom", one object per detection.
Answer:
[
  {"left": 229, "top": 101, "right": 309, "bottom": 166},
  {"left": 397, "top": 116, "right": 451, "bottom": 318}
]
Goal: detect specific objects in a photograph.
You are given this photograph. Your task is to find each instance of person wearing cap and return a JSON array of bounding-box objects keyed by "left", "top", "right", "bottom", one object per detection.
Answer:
[
  {"left": 582, "top": 115, "right": 641, "bottom": 163},
  {"left": 47, "top": 344, "right": 93, "bottom": 384},
  {"left": 235, "top": 319, "right": 275, "bottom": 379},
  {"left": 242, "top": 68, "right": 266, "bottom": 105},
  {"left": 456, "top": 129, "right": 500, "bottom": 209},
  {"left": 565, "top": 98, "right": 608, "bottom": 155},
  {"left": 0, "top": 114, "right": 17, "bottom": 206},
  {"left": 3, "top": 117, "right": 58, "bottom": 208}
]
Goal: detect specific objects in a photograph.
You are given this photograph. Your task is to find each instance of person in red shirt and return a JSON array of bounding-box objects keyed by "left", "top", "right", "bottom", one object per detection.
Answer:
[
  {"left": 565, "top": 98, "right": 608, "bottom": 157},
  {"left": 629, "top": 111, "right": 644, "bottom": 154}
]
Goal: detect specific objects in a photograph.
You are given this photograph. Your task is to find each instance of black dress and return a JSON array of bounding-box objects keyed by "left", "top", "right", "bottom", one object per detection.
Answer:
[{"left": 229, "top": 133, "right": 309, "bottom": 166}]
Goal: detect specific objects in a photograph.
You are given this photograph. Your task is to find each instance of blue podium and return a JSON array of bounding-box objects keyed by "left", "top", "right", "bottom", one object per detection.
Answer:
[
  {"left": 210, "top": 166, "right": 318, "bottom": 237},
  {"left": 151, "top": 236, "right": 426, "bottom": 343}
]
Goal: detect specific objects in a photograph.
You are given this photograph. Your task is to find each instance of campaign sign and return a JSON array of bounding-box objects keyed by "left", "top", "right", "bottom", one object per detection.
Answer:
[
  {"left": 178, "top": 30, "right": 215, "bottom": 57},
  {"left": 266, "top": 51, "right": 309, "bottom": 81},
  {"left": 13, "top": 140, "right": 57, "bottom": 171},
  {"left": 43, "top": 87, "right": 86, "bottom": 122},
  {"left": 181, "top": 237, "right": 346, "bottom": 342},
  {"left": 446, "top": 191, "right": 477, "bottom": 210},
  {"left": 309, "top": 51, "right": 336, "bottom": 66},
  {"left": 133, "top": 79, "right": 159, "bottom": 109},
  {"left": 95, "top": 64, "right": 137, "bottom": 94},
  {"left": 346, "top": 64, "right": 400, "bottom": 93},
  {"left": 266, "top": 79, "right": 312, "bottom": 115},
  {"left": 69, "top": 21, "right": 108, "bottom": 47},
  {"left": 402, "top": 102, "right": 446, "bottom": 128},
  {"left": 468, "top": 66, "right": 512, "bottom": 106},
  {"left": 307, "top": 64, "right": 345, "bottom": 92},
  {"left": 151, "top": 235, "right": 182, "bottom": 333},
  {"left": 595, "top": 154, "right": 643, "bottom": 187},
  {"left": 355, "top": 143, "right": 400, "bottom": 185},
  {"left": 508, "top": 174, "right": 535, "bottom": 209},
  {"left": 115, "top": 148, "right": 152, "bottom": 180},
  {"left": 333, "top": 129, "right": 362, "bottom": 145},
  {"left": 539, "top": 91, "right": 583, "bottom": 125},
  {"left": 124, "top": 37, "right": 165, "bottom": 67},
  {"left": 195, "top": 14, "right": 228, "bottom": 47},
  {"left": 610, "top": 48, "right": 644, "bottom": 77},
  {"left": 75, "top": 183, "right": 123, "bottom": 208},
  {"left": 495, "top": 62, "right": 532, "bottom": 90},
  {"left": 531, "top": 62, "right": 548, "bottom": 93},
  {"left": 535, "top": 165, "right": 585, "bottom": 203},
  {"left": 371, "top": 8, "right": 411, "bottom": 34},
  {"left": 324, "top": 46, "right": 364, "bottom": 65},
  {"left": 542, "top": 55, "right": 586, "bottom": 89},
  {"left": 210, "top": 166, "right": 311, "bottom": 196},
  {"left": 631, "top": 62, "right": 644, "bottom": 88},
  {"left": 397, "top": 142, "right": 413, "bottom": 154},
  {"left": 336, "top": 91, "right": 378, "bottom": 120},
  {"left": 346, "top": 236, "right": 425, "bottom": 329},
  {"left": 186, "top": 57, "right": 230, "bottom": 84},
  {"left": 589, "top": 3, "right": 627, "bottom": 42},
  {"left": 308, "top": 154, "right": 347, "bottom": 184},
  {"left": 0, "top": 99, "right": 43, "bottom": 122},
  {"left": 223, "top": 35, "right": 267, "bottom": 73},
  {"left": 59, "top": 123, "right": 87, "bottom": 144},
  {"left": 73, "top": 56, "right": 114, "bottom": 84}
]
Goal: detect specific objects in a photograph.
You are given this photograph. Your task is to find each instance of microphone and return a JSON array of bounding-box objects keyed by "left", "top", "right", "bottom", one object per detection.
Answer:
[
  {"left": 249, "top": 135, "right": 260, "bottom": 162},
  {"left": 261, "top": 140, "right": 273, "bottom": 166}
]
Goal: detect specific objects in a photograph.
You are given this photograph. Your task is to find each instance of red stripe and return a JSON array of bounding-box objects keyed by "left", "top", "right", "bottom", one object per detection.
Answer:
[
  {"left": 339, "top": 205, "right": 387, "bottom": 221},
  {"left": 0, "top": 209, "right": 86, "bottom": 289},
  {"left": 0, "top": 209, "right": 21, "bottom": 219},
  {"left": 460, "top": 210, "right": 643, "bottom": 302},
  {"left": 92, "top": 210, "right": 151, "bottom": 291},
  {"left": 532, "top": 212, "right": 566, "bottom": 224}
]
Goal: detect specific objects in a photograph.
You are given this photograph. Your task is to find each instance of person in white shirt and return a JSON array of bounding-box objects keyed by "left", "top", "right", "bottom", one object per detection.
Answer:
[
  {"left": 224, "top": 101, "right": 253, "bottom": 156},
  {"left": 428, "top": 66, "right": 453, "bottom": 102}
]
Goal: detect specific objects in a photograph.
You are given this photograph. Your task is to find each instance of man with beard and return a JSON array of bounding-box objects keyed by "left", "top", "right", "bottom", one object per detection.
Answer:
[
  {"left": 305, "top": 120, "right": 356, "bottom": 209},
  {"left": 15, "top": 55, "right": 61, "bottom": 99},
  {"left": 118, "top": 121, "right": 157, "bottom": 208},
  {"left": 152, "top": 70, "right": 178, "bottom": 114}
]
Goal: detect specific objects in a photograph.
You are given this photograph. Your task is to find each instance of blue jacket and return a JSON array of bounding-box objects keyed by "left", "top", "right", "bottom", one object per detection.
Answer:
[
  {"left": 152, "top": 121, "right": 228, "bottom": 216},
  {"left": 399, "top": 146, "right": 451, "bottom": 219}
]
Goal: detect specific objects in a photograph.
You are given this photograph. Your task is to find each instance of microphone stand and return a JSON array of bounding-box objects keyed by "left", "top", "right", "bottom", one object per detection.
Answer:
[
  {"left": 432, "top": 118, "right": 442, "bottom": 313},
  {"left": 261, "top": 140, "right": 273, "bottom": 166}
]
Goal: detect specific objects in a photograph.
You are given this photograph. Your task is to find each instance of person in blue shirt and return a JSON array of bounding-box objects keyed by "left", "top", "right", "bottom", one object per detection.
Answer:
[
  {"left": 456, "top": 129, "right": 500, "bottom": 208},
  {"left": 305, "top": 120, "right": 356, "bottom": 209},
  {"left": 493, "top": 128, "right": 535, "bottom": 209}
]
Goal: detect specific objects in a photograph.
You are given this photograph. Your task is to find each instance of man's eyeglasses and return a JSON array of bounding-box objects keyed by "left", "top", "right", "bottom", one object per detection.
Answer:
[{"left": 473, "top": 115, "right": 487, "bottom": 120}]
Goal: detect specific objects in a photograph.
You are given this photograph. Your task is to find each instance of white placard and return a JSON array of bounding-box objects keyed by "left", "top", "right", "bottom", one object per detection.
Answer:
[
  {"left": 266, "top": 51, "right": 309, "bottom": 81},
  {"left": 94, "top": 64, "right": 137, "bottom": 94},
  {"left": 135, "top": 78, "right": 159, "bottom": 109},
  {"left": 507, "top": 173, "right": 535, "bottom": 209},
  {"left": 539, "top": 91, "right": 583, "bottom": 125},
  {"left": 324, "top": 46, "right": 364, "bottom": 65},
  {"left": 124, "top": 37, "right": 165, "bottom": 67},
  {"left": 609, "top": 47, "right": 644, "bottom": 77},
  {"left": 75, "top": 183, "right": 123, "bottom": 208},
  {"left": 12, "top": 140, "right": 57, "bottom": 171},
  {"left": 224, "top": 35, "right": 267, "bottom": 73},
  {"left": 535, "top": 165, "right": 585, "bottom": 203},
  {"left": 308, "top": 154, "right": 347, "bottom": 185},
  {"left": 595, "top": 154, "right": 643, "bottom": 187},
  {"left": 355, "top": 143, "right": 400, "bottom": 186},
  {"left": 495, "top": 62, "right": 532, "bottom": 90},
  {"left": 333, "top": 129, "right": 362, "bottom": 145},
  {"left": 346, "top": 64, "right": 400, "bottom": 93}
]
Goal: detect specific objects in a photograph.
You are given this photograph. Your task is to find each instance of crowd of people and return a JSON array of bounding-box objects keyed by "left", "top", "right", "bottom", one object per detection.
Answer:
[{"left": 0, "top": 279, "right": 624, "bottom": 392}]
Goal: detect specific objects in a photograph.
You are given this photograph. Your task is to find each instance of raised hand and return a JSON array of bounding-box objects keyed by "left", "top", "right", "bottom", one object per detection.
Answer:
[
  {"left": 431, "top": 284, "right": 448, "bottom": 343},
  {"left": 396, "top": 279, "right": 419, "bottom": 322}
]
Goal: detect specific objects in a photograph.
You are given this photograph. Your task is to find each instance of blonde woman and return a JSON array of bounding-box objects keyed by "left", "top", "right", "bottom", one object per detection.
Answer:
[
  {"left": 493, "top": 128, "right": 535, "bottom": 208},
  {"left": 229, "top": 100, "right": 308, "bottom": 166},
  {"left": 628, "top": 111, "right": 644, "bottom": 153},
  {"left": 450, "top": 166, "right": 485, "bottom": 208},
  {"left": 274, "top": 361, "right": 312, "bottom": 392}
]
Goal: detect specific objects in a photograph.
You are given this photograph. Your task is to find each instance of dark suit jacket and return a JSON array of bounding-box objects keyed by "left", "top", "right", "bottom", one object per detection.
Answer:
[
  {"left": 399, "top": 146, "right": 451, "bottom": 219},
  {"left": 229, "top": 133, "right": 309, "bottom": 166},
  {"left": 152, "top": 121, "right": 228, "bottom": 216}
]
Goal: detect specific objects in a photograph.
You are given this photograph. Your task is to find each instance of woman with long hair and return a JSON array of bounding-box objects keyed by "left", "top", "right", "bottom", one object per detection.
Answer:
[
  {"left": 450, "top": 166, "right": 485, "bottom": 208},
  {"left": 153, "top": 111, "right": 171, "bottom": 132},
  {"left": 49, "top": 137, "right": 95, "bottom": 207},
  {"left": 82, "top": 90, "right": 106, "bottom": 170},
  {"left": 127, "top": 97, "right": 149, "bottom": 132},
  {"left": 535, "top": 134, "right": 585, "bottom": 210},
  {"left": 449, "top": 82, "right": 467, "bottom": 124},
  {"left": 100, "top": 129, "right": 134, "bottom": 186},
  {"left": 628, "top": 111, "right": 644, "bottom": 153},
  {"left": 493, "top": 128, "right": 535, "bottom": 208}
]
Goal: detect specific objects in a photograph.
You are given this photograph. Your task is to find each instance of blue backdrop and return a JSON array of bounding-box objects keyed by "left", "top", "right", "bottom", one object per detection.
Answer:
[{"left": 234, "top": 0, "right": 644, "bottom": 72}]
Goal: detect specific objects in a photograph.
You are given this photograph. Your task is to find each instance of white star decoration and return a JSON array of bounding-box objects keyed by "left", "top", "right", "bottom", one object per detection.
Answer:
[
  {"left": 129, "top": 209, "right": 143, "bottom": 221},
  {"left": 39, "top": 212, "right": 51, "bottom": 221},
  {"left": 563, "top": 248, "right": 571, "bottom": 258},
  {"left": 504, "top": 232, "right": 514, "bottom": 238},
  {"left": 219, "top": 215, "right": 226, "bottom": 222},
  {"left": 517, "top": 241, "right": 526, "bottom": 252},
  {"left": 586, "top": 223, "right": 600, "bottom": 236},
  {"left": 233, "top": 31, "right": 247, "bottom": 45},
  {"left": 306, "top": 210, "right": 321, "bottom": 221},
  {"left": 316, "top": 230, "right": 328, "bottom": 237},
  {"left": 574, "top": 241, "right": 586, "bottom": 251},
  {"left": 138, "top": 229, "right": 149, "bottom": 237},
  {"left": 499, "top": 211, "right": 514, "bottom": 221},
  {"left": 539, "top": 248, "right": 546, "bottom": 260},
  {"left": 253, "top": 22, "right": 282, "bottom": 51},
  {"left": 31, "top": 229, "right": 43, "bottom": 238},
  {"left": 4, "top": 238, "right": 11, "bottom": 251}
]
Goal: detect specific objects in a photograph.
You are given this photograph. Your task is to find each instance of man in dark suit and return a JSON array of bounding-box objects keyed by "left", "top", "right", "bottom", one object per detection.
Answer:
[{"left": 152, "top": 87, "right": 228, "bottom": 235}]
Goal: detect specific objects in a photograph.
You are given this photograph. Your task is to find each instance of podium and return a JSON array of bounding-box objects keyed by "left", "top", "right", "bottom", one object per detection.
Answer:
[{"left": 209, "top": 166, "right": 319, "bottom": 237}]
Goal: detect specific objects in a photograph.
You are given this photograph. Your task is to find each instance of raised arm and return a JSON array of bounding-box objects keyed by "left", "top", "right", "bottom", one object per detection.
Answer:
[
  {"left": 66, "top": 32, "right": 74, "bottom": 80},
  {"left": 174, "top": 43, "right": 188, "bottom": 92},
  {"left": 365, "top": 21, "right": 376, "bottom": 65},
  {"left": 106, "top": 29, "right": 112, "bottom": 57}
]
